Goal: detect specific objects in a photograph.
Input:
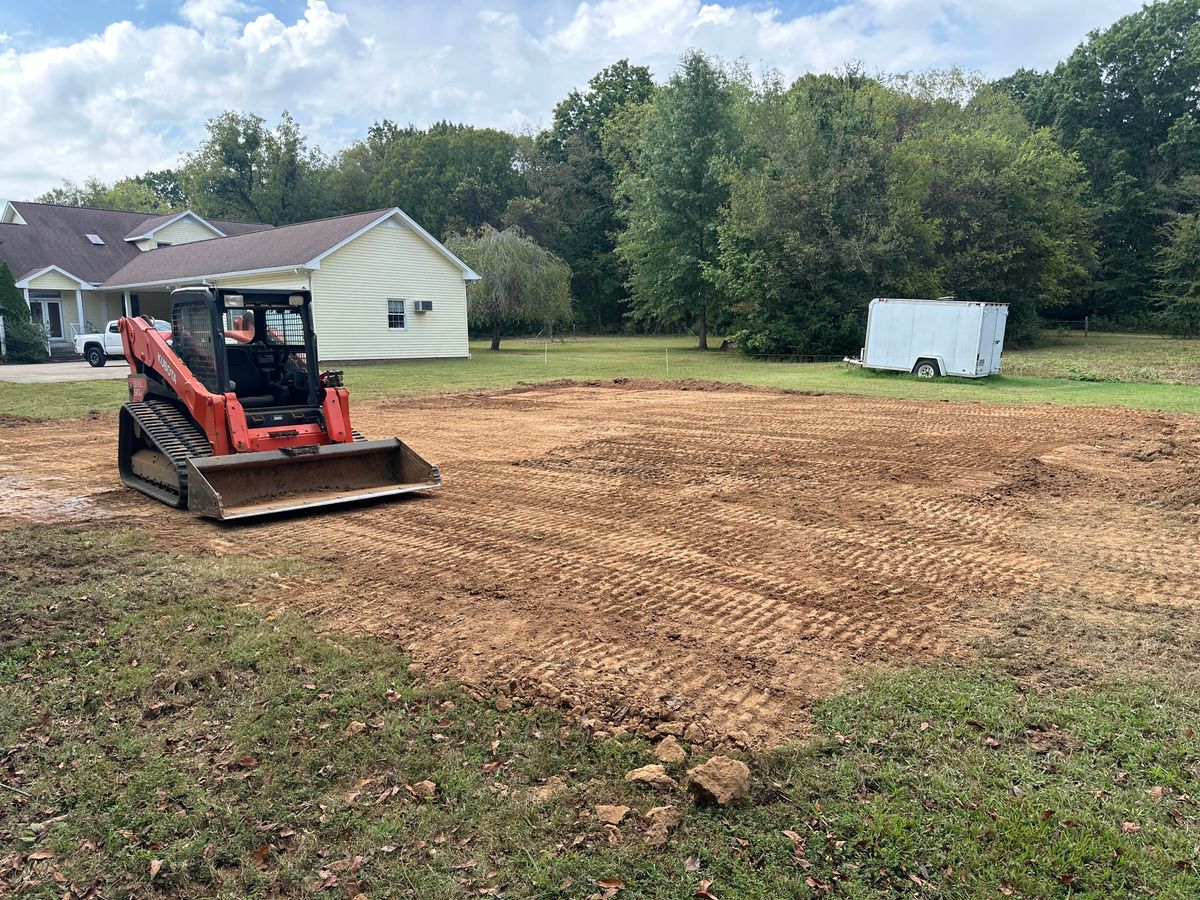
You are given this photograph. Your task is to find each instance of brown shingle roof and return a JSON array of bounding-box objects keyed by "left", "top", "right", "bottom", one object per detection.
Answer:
[
  {"left": 0, "top": 202, "right": 270, "bottom": 286},
  {"left": 101, "top": 209, "right": 396, "bottom": 288}
]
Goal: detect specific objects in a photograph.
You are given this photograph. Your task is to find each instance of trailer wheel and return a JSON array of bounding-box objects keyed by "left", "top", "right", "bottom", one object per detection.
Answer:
[
  {"left": 85, "top": 344, "right": 107, "bottom": 367},
  {"left": 913, "top": 359, "right": 940, "bottom": 378}
]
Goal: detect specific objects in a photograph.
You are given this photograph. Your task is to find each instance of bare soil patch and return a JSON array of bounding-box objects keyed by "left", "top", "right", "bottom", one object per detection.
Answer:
[{"left": 2, "top": 382, "right": 1198, "bottom": 747}]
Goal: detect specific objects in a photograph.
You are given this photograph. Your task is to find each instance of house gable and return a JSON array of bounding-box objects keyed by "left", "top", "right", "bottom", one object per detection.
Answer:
[
  {"left": 308, "top": 215, "right": 470, "bottom": 360},
  {"left": 16, "top": 264, "right": 94, "bottom": 290},
  {"left": 125, "top": 210, "right": 226, "bottom": 246},
  {"left": 1, "top": 203, "right": 27, "bottom": 225}
]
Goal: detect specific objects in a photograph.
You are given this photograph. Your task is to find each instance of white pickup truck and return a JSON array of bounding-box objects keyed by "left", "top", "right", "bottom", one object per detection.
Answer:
[{"left": 75, "top": 318, "right": 171, "bottom": 367}]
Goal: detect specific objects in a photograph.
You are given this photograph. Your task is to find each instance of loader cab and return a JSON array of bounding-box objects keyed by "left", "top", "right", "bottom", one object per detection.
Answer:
[{"left": 170, "top": 287, "right": 323, "bottom": 424}]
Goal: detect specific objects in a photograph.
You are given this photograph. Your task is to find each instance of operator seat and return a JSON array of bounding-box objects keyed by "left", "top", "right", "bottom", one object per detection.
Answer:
[{"left": 224, "top": 346, "right": 276, "bottom": 408}]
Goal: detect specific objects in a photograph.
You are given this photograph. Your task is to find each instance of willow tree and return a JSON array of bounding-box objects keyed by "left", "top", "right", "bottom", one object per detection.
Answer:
[{"left": 447, "top": 226, "right": 572, "bottom": 350}]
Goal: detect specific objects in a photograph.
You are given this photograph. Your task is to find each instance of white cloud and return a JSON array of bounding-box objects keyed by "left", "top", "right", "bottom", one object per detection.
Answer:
[{"left": 0, "top": 0, "right": 1147, "bottom": 200}]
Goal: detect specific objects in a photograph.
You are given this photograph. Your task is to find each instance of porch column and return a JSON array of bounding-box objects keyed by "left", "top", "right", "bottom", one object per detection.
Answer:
[
  {"left": 22, "top": 287, "right": 30, "bottom": 309},
  {"left": 123, "top": 290, "right": 132, "bottom": 317},
  {"left": 75, "top": 288, "right": 85, "bottom": 335}
]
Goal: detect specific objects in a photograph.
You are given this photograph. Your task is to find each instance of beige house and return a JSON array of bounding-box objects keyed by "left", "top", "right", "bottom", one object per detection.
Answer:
[{"left": 0, "top": 202, "right": 476, "bottom": 361}]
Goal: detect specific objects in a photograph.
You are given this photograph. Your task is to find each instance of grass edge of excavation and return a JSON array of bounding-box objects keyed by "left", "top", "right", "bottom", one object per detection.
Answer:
[
  {"left": 3, "top": 334, "right": 1200, "bottom": 419},
  {"left": 2, "top": 525, "right": 1198, "bottom": 898}
]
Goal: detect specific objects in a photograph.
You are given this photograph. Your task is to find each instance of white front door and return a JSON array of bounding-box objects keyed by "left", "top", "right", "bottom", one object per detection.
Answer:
[{"left": 29, "top": 300, "right": 65, "bottom": 340}]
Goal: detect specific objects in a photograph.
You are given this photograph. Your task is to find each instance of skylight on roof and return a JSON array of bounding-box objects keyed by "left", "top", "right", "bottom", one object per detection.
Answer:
[{"left": 85, "top": 233, "right": 105, "bottom": 246}]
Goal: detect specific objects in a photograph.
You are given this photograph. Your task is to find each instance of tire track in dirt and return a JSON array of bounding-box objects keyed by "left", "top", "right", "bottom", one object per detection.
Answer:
[{"left": 3, "top": 382, "right": 1199, "bottom": 746}]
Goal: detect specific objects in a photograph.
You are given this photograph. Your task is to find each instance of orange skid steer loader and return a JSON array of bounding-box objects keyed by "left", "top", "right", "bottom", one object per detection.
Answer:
[{"left": 118, "top": 286, "right": 440, "bottom": 520}]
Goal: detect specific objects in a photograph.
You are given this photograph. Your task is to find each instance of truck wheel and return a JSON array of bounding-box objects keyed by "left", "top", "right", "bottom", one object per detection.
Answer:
[
  {"left": 85, "top": 345, "right": 106, "bottom": 367},
  {"left": 913, "top": 359, "right": 940, "bottom": 378}
]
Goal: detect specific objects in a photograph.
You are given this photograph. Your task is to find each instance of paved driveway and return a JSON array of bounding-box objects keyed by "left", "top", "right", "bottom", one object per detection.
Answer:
[{"left": 0, "top": 361, "right": 130, "bottom": 384}]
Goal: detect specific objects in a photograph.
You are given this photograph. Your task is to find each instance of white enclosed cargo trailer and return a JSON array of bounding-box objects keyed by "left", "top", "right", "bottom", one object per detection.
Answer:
[{"left": 848, "top": 298, "right": 1009, "bottom": 378}]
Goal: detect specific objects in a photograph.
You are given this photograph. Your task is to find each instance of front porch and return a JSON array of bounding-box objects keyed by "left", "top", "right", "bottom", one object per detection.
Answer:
[{"left": 14, "top": 265, "right": 171, "bottom": 357}]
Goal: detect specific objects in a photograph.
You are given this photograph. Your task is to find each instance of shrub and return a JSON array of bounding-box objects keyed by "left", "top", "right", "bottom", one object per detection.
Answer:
[{"left": 2, "top": 316, "right": 49, "bottom": 363}]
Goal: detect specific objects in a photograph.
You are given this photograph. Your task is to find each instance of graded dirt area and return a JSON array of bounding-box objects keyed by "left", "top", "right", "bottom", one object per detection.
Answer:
[{"left": 2, "top": 381, "right": 1199, "bottom": 746}]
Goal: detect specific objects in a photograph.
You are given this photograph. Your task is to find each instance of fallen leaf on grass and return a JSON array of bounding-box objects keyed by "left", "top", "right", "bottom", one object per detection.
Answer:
[
  {"left": 250, "top": 844, "right": 270, "bottom": 866},
  {"left": 27, "top": 849, "right": 54, "bottom": 861},
  {"left": 594, "top": 877, "right": 625, "bottom": 896},
  {"left": 1146, "top": 786, "right": 1166, "bottom": 800},
  {"left": 1121, "top": 822, "right": 1141, "bottom": 833},
  {"left": 693, "top": 879, "right": 719, "bottom": 899},
  {"left": 684, "top": 855, "right": 701, "bottom": 872},
  {"left": 149, "top": 859, "right": 162, "bottom": 881},
  {"left": 228, "top": 756, "right": 257, "bottom": 770},
  {"left": 311, "top": 871, "right": 337, "bottom": 891},
  {"left": 344, "top": 721, "right": 367, "bottom": 735},
  {"left": 998, "top": 886, "right": 1014, "bottom": 896}
]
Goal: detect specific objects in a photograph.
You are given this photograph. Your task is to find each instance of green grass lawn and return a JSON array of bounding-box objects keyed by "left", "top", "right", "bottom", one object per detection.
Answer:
[
  {"left": 1004, "top": 331, "right": 1200, "bottom": 384},
  {"left": 2, "top": 333, "right": 1199, "bottom": 419},
  {"left": 3, "top": 526, "right": 1198, "bottom": 898}
]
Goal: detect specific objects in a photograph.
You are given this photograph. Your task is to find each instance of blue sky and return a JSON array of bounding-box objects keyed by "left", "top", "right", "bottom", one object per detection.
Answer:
[{"left": 0, "top": 0, "right": 1147, "bottom": 200}]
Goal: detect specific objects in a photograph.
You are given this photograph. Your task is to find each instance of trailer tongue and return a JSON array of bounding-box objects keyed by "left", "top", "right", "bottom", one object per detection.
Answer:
[{"left": 117, "top": 287, "right": 440, "bottom": 521}]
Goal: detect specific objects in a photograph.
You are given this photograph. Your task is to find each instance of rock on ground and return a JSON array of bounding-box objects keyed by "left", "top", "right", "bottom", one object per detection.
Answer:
[
  {"left": 624, "top": 764, "right": 679, "bottom": 791},
  {"left": 642, "top": 805, "right": 684, "bottom": 847},
  {"left": 686, "top": 756, "right": 750, "bottom": 806},
  {"left": 411, "top": 779, "right": 437, "bottom": 801},
  {"left": 595, "top": 804, "right": 631, "bottom": 825},
  {"left": 654, "top": 735, "right": 688, "bottom": 764}
]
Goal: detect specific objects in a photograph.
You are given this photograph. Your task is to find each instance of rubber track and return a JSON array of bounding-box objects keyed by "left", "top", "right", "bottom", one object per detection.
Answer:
[{"left": 121, "top": 400, "right": 212, "bottom": 508}]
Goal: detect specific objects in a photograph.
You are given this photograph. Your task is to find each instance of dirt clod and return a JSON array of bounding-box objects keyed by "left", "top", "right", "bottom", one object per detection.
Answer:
[
  {"left": 654, "top": 735, "right": 687, "bottom": 764},
  {"left": 595, "top": 804, "right": 631, "bottom": 825},
  {"left": 624, "top": 764, "right": 678, "bottom": 791},
  {"left": 529, "top": 776, "right": 567, "bottom": 803},
  {"left": 687, "top": 756, "right": 750, "bottom": 806},
  {"left": 411, "top": 780, "right": 437, "bottom": 801},
  {"left": 642, "top": 805, "right": 684, "bottom": 847}
]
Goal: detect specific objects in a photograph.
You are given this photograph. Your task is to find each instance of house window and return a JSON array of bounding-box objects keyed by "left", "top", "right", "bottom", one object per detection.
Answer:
[{"left": 387, "top": 299, "right": 406, "bottom": 330}]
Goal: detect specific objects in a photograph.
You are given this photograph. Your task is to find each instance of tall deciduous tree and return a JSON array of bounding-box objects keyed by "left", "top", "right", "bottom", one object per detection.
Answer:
[
  {"left": 994, "top": 0, "right": 1200, "bottom": 322},
  {"left": 1156, "top": 213, "right": 1200, "bottom": 336},
  {"left": 35, "top": 172, "right": 185, "bottom": 213},
  {"left": 510, "top": 60, "right": 655, "bottom": 331},
  {"left": 616, "top": 51, "right": 740, "bottom": 349},
  {"left": 179, "top": 111, "right": 328, "bottom": 224},
  {"left": 334, "top": 122, "right": 523, "bottom": 238},
  {"left": 717, "top": 70, "right": 1095, "bottom": 356},
  {"left": 446, "top": 226, "right": 572, "bottom": 350}
]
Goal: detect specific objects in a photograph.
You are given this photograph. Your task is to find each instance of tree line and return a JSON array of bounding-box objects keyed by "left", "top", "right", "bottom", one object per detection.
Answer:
[{"left": 34, "top": 0, "right": 1200, "bottom": 352}]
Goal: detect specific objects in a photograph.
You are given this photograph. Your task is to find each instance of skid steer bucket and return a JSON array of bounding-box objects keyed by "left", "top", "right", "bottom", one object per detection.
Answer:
[{"left": 185, "top": 439, "right": 440, "bottom": 521}]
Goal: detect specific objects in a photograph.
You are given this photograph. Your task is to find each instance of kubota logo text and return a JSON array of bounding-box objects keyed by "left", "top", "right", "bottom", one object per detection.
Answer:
[{"left": 157, "top": 354, "right": 177, "bottom": 385}]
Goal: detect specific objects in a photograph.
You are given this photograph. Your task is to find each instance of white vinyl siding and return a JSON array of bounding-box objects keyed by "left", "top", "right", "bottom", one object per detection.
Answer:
[
  {"left": 153, "top": 216, "right": 222, "bottom": 245},
  {"left": 27, "top": 271, "right": 83, "bottom": 291},
  {"left": 80, "top": 292, "right": 129, "bottom": 329},
  {"left": 215, "top": 270, "right": 312, "bottom": 291},
  {"left": 309, "top": 221, "right": 469, "bottom": 360}
]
